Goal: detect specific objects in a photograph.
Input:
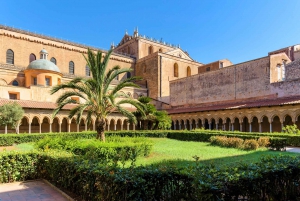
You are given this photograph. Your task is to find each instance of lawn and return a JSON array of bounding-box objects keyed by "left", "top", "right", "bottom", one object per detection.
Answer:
[
  {"left": 1, "top": 138, "right": 298, "bottom": 168},
  {"left": 132, "top": 138, "right": 298, "bottom": 168}
]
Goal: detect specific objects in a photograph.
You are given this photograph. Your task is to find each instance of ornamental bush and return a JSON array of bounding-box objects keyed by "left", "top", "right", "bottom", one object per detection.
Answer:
[
  {"left": 35, "top": 136, "right": 153, "bottom": 166},
  {"left": 243, "top": 139, "right": 259, "bottom": 150},
  {"left": 1, "top": 151, "right": 300, "bottom": 200}
]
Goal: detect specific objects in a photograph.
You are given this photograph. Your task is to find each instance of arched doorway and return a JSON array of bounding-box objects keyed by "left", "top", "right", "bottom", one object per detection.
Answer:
[
  {"left": 192, "top": 119, "right": 196, "bottom": 130},
  {"left": 109, "top": 119, "right": 115, "bottom": 131},
  {"left": 233, "top": 118, "right": 240, "bottom": 131},
  {"left": 211, "top": 119, "right": 216, "bottom": 130},
  {"left": 251, "top": 117, "right": 259, "bottom": 132},
  {"left": 217, "top": 118, "right": 223, "bottom": 130},
  {"left": 52, "top": 117, "right": 60, "bottom": 133},
  {"left": 19, "top": 117, "right": 29, "bottom": 133},
  {"left": 204, "top": 119, "right": 209, "bottom": 129},
  {"left": 70, "top": 119, "right": 77, "bottom": 132},
  {"left": 186, "top": 119, "right": 190, "bottom": 130},
  {"left": 242, "top": 117, "right": 249, "bottom": 132},
  {"left": 261, "top": 116, "right": 270, "bottom": 132},
  {"left": 283, "top": 115, "right": 293, "bottom": 127},
  {"left": 272, "top": 116, "right": 281, "bottom": 132},
  {"left": 31, "top": 117, "right": 40, "bottom": 133},
  {"left": 61, "top": 118, "right": 68, "bottom": 132},
  {"left": 225, "top": 118, "right": 231, "bottom": 131},
  {"left": 116, "top": 119, "right": 122, "bottom": 130},
  {"left": 79, "top": 119, "right": 85, "bottom": 131},
  {"left": 41, "top": 117, "right": 50, "bottom": 133}
]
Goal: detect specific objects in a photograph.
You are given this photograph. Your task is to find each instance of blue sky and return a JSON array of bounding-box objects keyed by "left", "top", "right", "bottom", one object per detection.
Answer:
[{"left": 1, "top": 0, "right": 300, "bottom": 64}]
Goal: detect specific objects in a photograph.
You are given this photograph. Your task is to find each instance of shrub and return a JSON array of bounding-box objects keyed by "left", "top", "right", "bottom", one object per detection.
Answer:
[
  {"left": 257, "top": 137, "right": 270, "bottom": 147},
  {"left": 35, "top": 136, "right": 153, "bottom": 166},
  {"left": 243, "top": 139, "right": 259, "bottom": 150},
  {"left": 1, "top": 151, "right": 300, "bottom": 200}
]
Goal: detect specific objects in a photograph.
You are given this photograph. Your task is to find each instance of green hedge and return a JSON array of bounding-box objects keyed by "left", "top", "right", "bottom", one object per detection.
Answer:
[
  {"left": 0, "top": 131, "right": 167, "bottom": 146},
  {"left": 1, "top": 151, "right": 300, "bottom": 200},
  {"left": 35, "top": 136, "right": 153, "bottom": 165}
]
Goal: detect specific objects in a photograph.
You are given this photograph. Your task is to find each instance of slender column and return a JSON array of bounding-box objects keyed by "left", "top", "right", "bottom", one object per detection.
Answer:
[
  {"left": 174, "top": 124, "right": 176, "bottom": 130},
  {"left": 59, "top": 123, "right": 61, "bottom": 133},
  {"left": 184, "top": 124, "right": 187, "bottom": 130},
  {"left": 216, "top": 123, "right": 218, "bottom": 130},
  {"left": 114, "top": 123, "right": 117, "bottom": 131},
  {"left": 133, "top": 124, "right": 135, "bottom": 130},
  {"left": 93, "top": 122, "right": 95, "bottom": 131},
  {"left": 127, "top": 123, "right": 130, "bottom": 130},
  {"left": 179, "top": 124, "right": 182, "bottom": 130},
  {"left": 29, "top": 124, "right": 31, "bottom": 134},
  {"left": 281, "top": 123, "right": 284, "bottom": 132},
  {"left": 190, "top": 123, "right": 193, "bottom": 130},
  {"left": 249, "top": 123, "right": 252, "bottom": 133},
  {"left": 228, "top": 123, "right": 231, "bottom": 131},
  {"left": 39, "top": 123, "right": 42, "bottom": 134},
  {"left": 77, "top": 124, "right": 79, "bottom": 132},
  {"left": 120, "top": 124, "right": 123, "bottom": 130},
  {"left": 68, "top": 123, "right": 70, "bottom": 133},
  {"left": 195, "top": 123, "right": 199, "bottom": 129},
  {"left": 209, "top": 123, "right": 211, "bottom": 130},
  {"left": 49, "top": 123, "right": 52, "bottom": 133},
  {"left": 270, "top": 123, "right": 272, "bottom": 133},
  {"left": 240, "top": 123, "right": 243, "bottom": 132},
  {"left": 259, "top": 123, "right": 262, "bottom": 133},
  {"left": 107, "top": 124, "right": 110, "bottom": 131},
  {"left": 85, "top": 123, "right": 87, "bottom": 131},
  {"left": 231, "top": 124, "right": 234, "bottom": 131},
  {"left": 5, "top": 125, "right": 7, "bottom": 134},
  {"left": 223, "top": 124, "right": 225, "bottom": 131}
]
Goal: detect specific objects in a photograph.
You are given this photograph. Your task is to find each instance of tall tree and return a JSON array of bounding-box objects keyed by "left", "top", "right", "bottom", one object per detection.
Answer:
[
  {"left": 51, "top": 49, "right": 144, "bottom": 141},
  {"left": 0, "top": 102, "right": 24, "bottom": 134}
]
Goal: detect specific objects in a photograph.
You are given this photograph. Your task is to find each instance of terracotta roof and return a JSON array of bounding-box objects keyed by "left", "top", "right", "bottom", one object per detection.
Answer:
[
  {"left": 167, "top": 96, "right": 300, "bottom": 114},
  {"left": 0, "top": 99, "right": 136, "bottom": 112}
]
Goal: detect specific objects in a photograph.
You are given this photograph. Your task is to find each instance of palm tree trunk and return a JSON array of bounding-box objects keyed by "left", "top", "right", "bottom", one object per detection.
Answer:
[{"left": 96, "top": 118, "right": 106, "bottom": 142}]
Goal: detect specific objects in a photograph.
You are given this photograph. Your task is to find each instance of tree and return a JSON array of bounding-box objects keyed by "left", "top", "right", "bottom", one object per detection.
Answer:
[
  {"left": 51, "top": 49, "right": 144, "bottom": 141},
  {"left": 0, "top": 102, "right": 24, "bottom": 134},
  {"left": 133, "top": 96, "right": 171, "bottom": 130}
]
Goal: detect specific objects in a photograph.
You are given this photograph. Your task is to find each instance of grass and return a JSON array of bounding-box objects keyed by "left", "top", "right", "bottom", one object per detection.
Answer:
[
  {"left": 1, "top": 138, "right": 298, "bottom": 168},
  {"left": 131, "top": 138, "right": 299, "bottom": 168}
]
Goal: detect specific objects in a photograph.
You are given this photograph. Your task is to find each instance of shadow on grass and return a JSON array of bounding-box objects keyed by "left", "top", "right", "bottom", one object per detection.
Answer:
[{"left": 140, "top": 149, "right": 299, "bottom": 168}]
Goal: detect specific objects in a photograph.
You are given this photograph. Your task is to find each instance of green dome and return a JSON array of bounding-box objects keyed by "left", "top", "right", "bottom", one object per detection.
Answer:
[{"left": 27, "top": 59, "right": 61, "bottom": 73}]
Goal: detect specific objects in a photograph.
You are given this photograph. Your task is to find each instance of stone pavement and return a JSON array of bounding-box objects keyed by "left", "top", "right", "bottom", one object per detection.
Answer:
[
  {"left": 286, "top": 146, "right": 300, "bottom": 153},
  {"left": 0, "top": 180, "right": 72, "bottom": 201}
]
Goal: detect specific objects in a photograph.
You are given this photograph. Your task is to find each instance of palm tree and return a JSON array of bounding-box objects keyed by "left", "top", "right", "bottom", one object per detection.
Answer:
[{"left": 51, "top": 49, "right": 144, "bottom": 141}]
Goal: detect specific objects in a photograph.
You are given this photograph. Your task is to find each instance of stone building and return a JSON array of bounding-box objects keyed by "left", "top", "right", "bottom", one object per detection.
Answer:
[{"left": 1, "top": 24, "right": 300, "bottom": 133}]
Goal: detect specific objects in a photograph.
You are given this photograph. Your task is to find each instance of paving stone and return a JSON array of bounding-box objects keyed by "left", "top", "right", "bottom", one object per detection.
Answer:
[{"left": 0, "top": 180, "right": 70, "bottom": 201}]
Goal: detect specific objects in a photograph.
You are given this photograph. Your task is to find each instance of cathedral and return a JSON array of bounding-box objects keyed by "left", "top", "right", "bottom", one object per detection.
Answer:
[{"left": 0, "top": 24, "right": 300, "bottom": 133}]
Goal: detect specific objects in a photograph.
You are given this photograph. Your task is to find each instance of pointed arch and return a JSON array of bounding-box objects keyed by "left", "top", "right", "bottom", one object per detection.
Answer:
[
  {"left": 29, "top": 53, "right": 36, "bottom": 63},
  {"left": 6, "top": 49, "right": 14, "bottom": 64}
]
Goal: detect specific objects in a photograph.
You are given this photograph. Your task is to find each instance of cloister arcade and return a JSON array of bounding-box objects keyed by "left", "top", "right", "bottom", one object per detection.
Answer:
[
  {"left": 0, "top": 109, "right": 136, "bottom": 134},
  {"left": 170, "top": 106, "right": 300, "bottom": 132}
]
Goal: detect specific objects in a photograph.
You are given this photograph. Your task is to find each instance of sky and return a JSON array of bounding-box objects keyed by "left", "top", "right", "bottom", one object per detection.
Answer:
[{"left": 1, "top": 0, "right": 300, "bottom": 64}]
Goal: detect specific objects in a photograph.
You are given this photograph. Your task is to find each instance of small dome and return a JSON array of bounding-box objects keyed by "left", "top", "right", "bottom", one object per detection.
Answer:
[
  {"left": 40, "top": 49, "right": 48, "bottom": 54},
  {"left": 27, "top": 59, "right": 61, "bottom": 73}
]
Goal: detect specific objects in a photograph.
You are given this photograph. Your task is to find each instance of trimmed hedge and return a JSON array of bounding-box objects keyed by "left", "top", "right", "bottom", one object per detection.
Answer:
[
  {"left": 35, "top": 136, "right": 153, "bottom": 165},
  {"left": 0, "top": 131, "right": 167, "bottom": 146},
  {"left": 1, "top": 151, "right": 300, "bottom": 200}
]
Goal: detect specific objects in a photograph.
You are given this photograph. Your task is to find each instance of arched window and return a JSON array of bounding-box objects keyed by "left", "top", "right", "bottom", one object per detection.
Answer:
[
  {"left": 127, "top": 72, "right": 131, "bottom": 78},
  {"left": 174, "top": 63, "right": 179, "bottom": 77},
  {"left": 148, "top": 46, "right": 153, "bottom": 55},
  {"left": 85, "top": 65, "right": 90, "bottom": 76},
  {"left": 187, "top": 66, "right": 191, "bottom": 77},
  {"left": 12, "top": 80, "right": 19, "bottom": 86},
  {"left": 50, "top": 57, "right": 56, "bottom": 65},
  {"left": 6, "top": 49, "right": 14, "bottom": 64},
  {"left": 69, "top": 61, "right": 75, "bottom": 75},
  {"left": 159, "top": 48, "right": 162, "bottom": 53},
  {"left": 29, "top": 53, "right": 36, "bottom": 63}
]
